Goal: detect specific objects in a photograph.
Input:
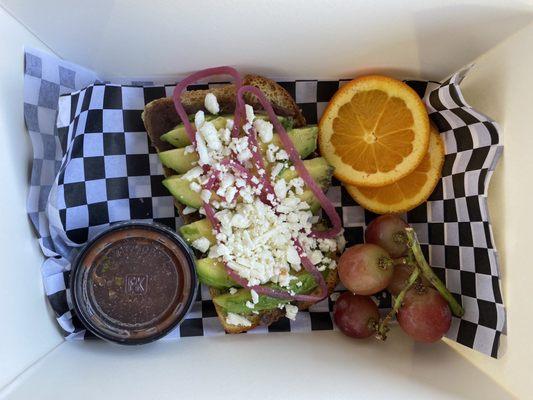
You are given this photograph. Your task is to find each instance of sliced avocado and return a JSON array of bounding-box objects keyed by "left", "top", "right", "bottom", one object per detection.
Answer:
[
  {"left": 171, "top": 156, "right": 331, "bottom": 212},
  {"left": 196, "top": 258, "right": 235, "bottom": 289},
  {"left": 160, "top": 126, "right": 190, "bottom": 148},
  {"left": 278, "top": 157, "right": 333, "bottom": 188},
  {"left": 160, "top": 114, "right": 290, "bottom": 149},
  {"left": 264, "top": 126, "right": 318, "bottom": 160},
  {"left": 159, "top": 127, "right": 318, "bottom": 173},
  {"left": 180, "top": 219, "right": 216, "bottom": 246},
  {"left": 212, "top": 273, "right": 318, "bottom": 314},
  {"left": 158, "top": 148, "right": 199, "bottom": 174},
  {"left": 162, "top": 176, "right": 202, "bottom": 208}
]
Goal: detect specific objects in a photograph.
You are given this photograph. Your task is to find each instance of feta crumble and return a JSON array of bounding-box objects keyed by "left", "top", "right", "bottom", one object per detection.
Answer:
[
  {"left": 192, "top": 237, "right": 210, "bottom": 253},
  {"left": 226, "top": 312, "right": 252, "bottom": 327},
  {"left": 182, "top": 206, "right": 197, "bottom": 215},
  {"left": 284, "top": 304, "right": 298, "bottom": 321},
  {"left": 245, "top": 104, "right": 255, "bottom": 123},
  {"left": 204, "top": 93, "right": 220, "bottom": 115},
  {"left": 254, "top": 119, "right": 274, "bottom": 143}
]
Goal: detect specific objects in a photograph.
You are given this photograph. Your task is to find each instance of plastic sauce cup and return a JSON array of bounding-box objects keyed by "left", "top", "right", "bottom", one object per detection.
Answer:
[{"left": 71, "top": 221, "right": 197, "bottom": 345}]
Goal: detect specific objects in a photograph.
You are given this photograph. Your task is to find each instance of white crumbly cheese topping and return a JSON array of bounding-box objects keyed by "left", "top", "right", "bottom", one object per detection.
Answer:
[
  {"left": 284, "top": 304, "right": 298, "bottom": 320},
  {"left": 250, "top": 289, "right": 259, "bottom": 304},
  {"left": 226, "top": 312, "right": 252, "bottom": 327},
  {"left": 254, "top": 119, "right": 274, "bottom": 143},
  {"left": 182, "top": 206, "right": 197, "bottom": 215},
  {"left": 192, "top": 237, "right": 211, "bottom": 253},
  {"left": 182, "top": 93, "right": 345, "bottom": 292},
  {"left": 245, "top": 104, "right": 255, "bottom": 123},
  {"left": 204, "top": 93, "right": 220, "bottom": 115},
  {"left": 182, "top": 166, "right": 203, "bottom": 181},
  {"left": 229, "top": 287, "right": 238, "bottom": 295}
]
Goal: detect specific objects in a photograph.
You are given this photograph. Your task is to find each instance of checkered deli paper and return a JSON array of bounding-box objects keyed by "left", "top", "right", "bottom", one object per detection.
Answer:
[{"left": 24, "top": 48, "right": 505, "bottom": 356}]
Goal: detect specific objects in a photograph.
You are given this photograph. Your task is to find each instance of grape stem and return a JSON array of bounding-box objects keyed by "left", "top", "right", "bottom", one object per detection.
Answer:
[
  {"left": 405, "top": 228, "right": 465, "bottom": 318},
  {"left": 392, "top": 252, "right": 415, "bottom": 266},
  {"left": 375, "top": 267, "right": 420, "bottom": 340}
]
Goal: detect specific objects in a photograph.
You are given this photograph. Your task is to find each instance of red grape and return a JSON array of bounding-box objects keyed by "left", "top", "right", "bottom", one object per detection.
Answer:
[
  {"left": 397, "top": 287, "right": 452, "bottom": 343},
  {"left": 333, "top": 293, "right": 379, "bottom": 339},
  {"left": 338, "top": 244, "right": 394, "bottom": 295},
  {"left": 365, "top": 215, "right": 410, "bottom": 258},
  {"left": 387, "top": 264, "right": 430, "bottom": 296}
]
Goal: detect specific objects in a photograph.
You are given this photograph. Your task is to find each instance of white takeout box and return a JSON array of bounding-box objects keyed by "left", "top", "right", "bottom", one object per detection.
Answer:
[{"left": 1, "top": 1, "right": 532, "bottom": 399}]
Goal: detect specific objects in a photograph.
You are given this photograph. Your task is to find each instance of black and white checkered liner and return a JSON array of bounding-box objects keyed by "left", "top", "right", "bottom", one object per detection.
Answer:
[{"left": 24, "top": 49, "right": 504, "bottom": 356}]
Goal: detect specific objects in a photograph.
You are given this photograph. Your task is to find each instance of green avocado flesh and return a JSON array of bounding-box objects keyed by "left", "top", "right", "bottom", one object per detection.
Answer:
[
  {"left": 158, "top": 126, "right": 318, "bottom": 174},
  {"left": 164, "top": 156, "right": 332, "bottom": 210},
  {"left": 212, "top": 273, "right": 318, "bottom": 314}
]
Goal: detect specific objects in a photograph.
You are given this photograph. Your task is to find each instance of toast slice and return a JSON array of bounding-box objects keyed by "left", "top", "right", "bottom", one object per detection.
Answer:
[{"left": 142, "top": 74, "right": 338, "bottom": 333}]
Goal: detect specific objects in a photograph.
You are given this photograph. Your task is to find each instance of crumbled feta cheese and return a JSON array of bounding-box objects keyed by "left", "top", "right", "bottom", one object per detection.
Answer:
[
  {"left": 328, "top": 260, "right": 338, "bottom": 270},
  {"left": 226, "top": 118, "right": 234, "bottom": 131},
  {"left": 284, "top": 304, "right": 298, "bottom": 321},
  {"left": 182, "top": 166, "right": 203, "bottom": 181},
  {"left": 229, "top": 287, "right": 238, "bottom": 295},
  {"left": 245, "top": 301, "right": 255, "bottom": 309},
  {"left": 286, "top": 245, "right": 301, "bottom": 266},
  {"left": 200, "top": 189, "right": 212, "bottom": 203},
  {"left": 245, "top": 104, "right": 255, "bottom": 123},
  {"left": 274, "top": 179, "right": 288, "bottom": 200},
  {"left": 194, "top": 110, "right": 205, "bottom": 129},
  {"left": 309, "top": 250, "right": 324, "bottom": 265},
  {"left": 226, "top": 312, "right": 251, "bottom": 327},
  {"left": 182, "top": 206, "right": 197, "bottom": 215},
  {"left": 192, "top": 237, "right": 210, "bottom": 253},
  {"left": 200, "top": 122, "right": 222, "bottom": 151},
  {"left": 250, "top": 289, "right": 259, "bottom": 304},
  {"left": 296, "top": 281, "right": 303, "bottom": 287},
  {"left": 271, "top": 163, "right": 285, "bottom": 178},
  {"left": 204, "top": 93, "right": 220, "bottom": 115},
  {"left": 237, "top": 147, "right": 252, "bottom": 163},
  {"left": 231, "top": 213, "right": 250, "bottom": 229},
  {"left": 276, "top": 149, "right": 289, "bottom": 160},
  {"left": 195, "top": 132, "right": 210, "bottom": 166},
  {"left": 254, "top": 119, "right": 274, "bottom": 143},
  {"left": 189, "top": 182, "right": 202, "bottom": 193},
  {"left": 225, "top": 186, "right": 237, "bottom": 203},
  {"left": 219, "top": 128, "right": 231, "bottom": 144},
  {"left": 184, "top": 145, "right": 195, "bottom": 154}
]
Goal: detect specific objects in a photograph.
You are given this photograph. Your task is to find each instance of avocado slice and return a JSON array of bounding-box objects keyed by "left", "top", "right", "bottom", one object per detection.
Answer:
[
  {"left": 162, "top": 175, "right": 203, "bottom": 208},
  {"left": 278, "top": 157, "right": 333, "bottom": 188},
  {"left": 196, "top": 258, "right": 235, "bottom": 289},
  {"left": 160, "top": 114, "right": 292, "bottom": 148},
  {"left": 171, "top": 156, "right": 331, "bottom": 214},
  {"left": 158, "top": 148, "right": 199, "bottom": 175},
  {"left": 180, "top": 219, "right": 216, "bottom": 246},
  {"left": 160, "top": 114, "right": 227, "bottom": 147},
  {"left": 158, "top": 127, "right": 318, "bottom": 174},
  {"left": 212, "top": 273, "right": 318, "bottom": 314}
]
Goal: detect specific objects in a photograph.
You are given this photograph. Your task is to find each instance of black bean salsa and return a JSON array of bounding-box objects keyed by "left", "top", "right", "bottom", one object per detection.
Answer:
[{"left": 71, "top": 223, "right": 197, "bottom": 344}]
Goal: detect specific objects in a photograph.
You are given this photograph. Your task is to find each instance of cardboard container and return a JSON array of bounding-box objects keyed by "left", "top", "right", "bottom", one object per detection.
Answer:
[{"left": 0, "top": 1, "right": 532, "bottom": 398}]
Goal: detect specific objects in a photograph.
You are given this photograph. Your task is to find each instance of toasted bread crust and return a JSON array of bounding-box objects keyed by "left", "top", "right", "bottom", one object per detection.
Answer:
[{"left": 142, "top": 75, "right": 337, "bottom": 334}]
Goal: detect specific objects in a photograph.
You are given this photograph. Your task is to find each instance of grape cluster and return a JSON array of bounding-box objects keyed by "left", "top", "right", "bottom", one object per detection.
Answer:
[{"left": 333, "top": 215, "right": 462, "bottom": 343}]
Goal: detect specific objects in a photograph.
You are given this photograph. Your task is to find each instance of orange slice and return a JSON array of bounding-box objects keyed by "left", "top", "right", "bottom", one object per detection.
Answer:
[
  {"left": 319, "top": 75, "right": 430, "bottom": 187},
  {"left": 345, "top": 125, "right": 444, "bottom": 214}
]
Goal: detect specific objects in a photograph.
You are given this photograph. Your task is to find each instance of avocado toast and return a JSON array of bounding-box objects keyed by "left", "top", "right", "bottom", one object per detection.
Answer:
[{"left": 142, "top": 74, "right": 343, "bottom": 333}]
